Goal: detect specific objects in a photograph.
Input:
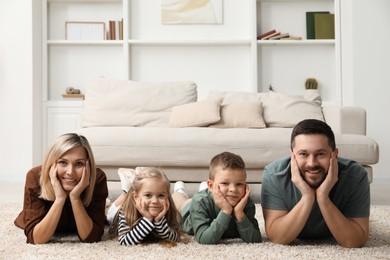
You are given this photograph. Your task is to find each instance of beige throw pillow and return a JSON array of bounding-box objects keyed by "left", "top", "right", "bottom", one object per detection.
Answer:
[
  {"left": 210, "top": 101, "right": 266, "bottom": 128},
  {"left": 259, "top": 91, "right": 324, "bottom": 127},
  {"left": 168, "top": 97, "right": 223, "bottom": 127}
]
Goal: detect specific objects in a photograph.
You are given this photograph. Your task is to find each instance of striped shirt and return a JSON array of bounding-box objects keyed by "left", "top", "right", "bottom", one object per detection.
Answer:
[{"left": 117, "top": 211, "right": 179, "bottom": 245}]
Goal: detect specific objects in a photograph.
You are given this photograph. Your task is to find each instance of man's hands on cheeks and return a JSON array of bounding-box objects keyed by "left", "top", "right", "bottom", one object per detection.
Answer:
[
  {"left": 49, "top": 164, "right": 67, "bottom": 201},
  {"left": 316, "top": 152, "right": 338, "bottom": 201},
  {"left": 290, "top": 153, "right": 316, "bottom": 201}
]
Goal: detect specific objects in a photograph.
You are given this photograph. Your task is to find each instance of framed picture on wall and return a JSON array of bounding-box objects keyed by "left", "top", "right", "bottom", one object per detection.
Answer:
[
  {"left": 65, "top": 21, "right": 106, "bottom": 40},
  {"left": 161, "top": 0, "right": 223, "bottom": 24}
]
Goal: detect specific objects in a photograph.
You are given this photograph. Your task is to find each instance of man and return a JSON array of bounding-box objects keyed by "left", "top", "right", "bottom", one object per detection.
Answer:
[{"left": 261, "top": 119, "right": 370, "bottom": 248}]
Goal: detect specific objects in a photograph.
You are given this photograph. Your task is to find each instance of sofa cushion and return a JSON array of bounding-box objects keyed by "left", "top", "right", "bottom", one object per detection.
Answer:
[
  {"left": 259, "top": 91, "right": 325, "bottom": 127},
  {"left": 168, "top": 97, "right": 223, "bottom": 127},
  {"left": 82, "top": 78, "right": 197, "bottom": 127},
  {"left": 210, "top": 101, "right": 266, "bottom": 128}
]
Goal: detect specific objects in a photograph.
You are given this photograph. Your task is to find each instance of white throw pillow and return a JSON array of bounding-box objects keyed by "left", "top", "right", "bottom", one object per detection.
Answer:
[
  {"left": 82, "top": 78, "right": 197, "bottom": 127},
  {"left": 210, "top": 101, "right": 266, "bottom": 128},
  {"left": 168, "top": 97, "right": 223, "bottom": 127},
  {"left": 259, "top": 91, "right": 324, "bottom": 127}
]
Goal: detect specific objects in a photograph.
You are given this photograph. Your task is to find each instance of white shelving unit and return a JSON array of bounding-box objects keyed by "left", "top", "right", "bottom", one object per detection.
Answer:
[{"left": 40, "top": 0, "right": 341, "bottom": 151}]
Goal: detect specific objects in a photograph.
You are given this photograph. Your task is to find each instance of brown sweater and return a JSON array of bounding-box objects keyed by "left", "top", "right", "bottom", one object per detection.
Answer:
[{"left": 14, "top": 166, "right": 108, "bottom": 244}]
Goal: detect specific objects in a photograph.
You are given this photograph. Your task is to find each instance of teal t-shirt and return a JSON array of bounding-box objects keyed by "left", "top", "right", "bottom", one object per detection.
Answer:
[{"left": 261, "top": 157, "right": 370, "bottom": 238}]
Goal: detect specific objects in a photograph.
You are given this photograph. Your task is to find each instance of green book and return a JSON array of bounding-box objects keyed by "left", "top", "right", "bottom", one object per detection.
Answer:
[
  {"left": 314, "top": 13, "right": 335, "bottom": 39},
  {"left": 306, "top": 11, "right": 329, "bottom": 39}
]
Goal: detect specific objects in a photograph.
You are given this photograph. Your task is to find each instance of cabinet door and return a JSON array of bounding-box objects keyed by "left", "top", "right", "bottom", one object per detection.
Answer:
[{"left": 46, "top": 107, "right": 82, "bottom": 149}]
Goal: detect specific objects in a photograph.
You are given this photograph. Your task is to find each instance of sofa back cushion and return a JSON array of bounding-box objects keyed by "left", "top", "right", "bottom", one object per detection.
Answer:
[{"left": 82, "top": 78, "right": 197, "bottom": 127}]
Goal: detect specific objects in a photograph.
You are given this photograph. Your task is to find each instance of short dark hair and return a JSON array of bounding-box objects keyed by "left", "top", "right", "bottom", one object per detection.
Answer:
[
  {"left": 209, "top": 151, "right": 246, "bottom": 180},
  {"left": 291, "top": 119, "right": 336, "bottom": 151}
]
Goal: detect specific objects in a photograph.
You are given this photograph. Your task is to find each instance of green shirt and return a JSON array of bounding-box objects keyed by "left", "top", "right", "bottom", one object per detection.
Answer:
[
  {"left": 261, "top": 157, "right": 370, "bottom": 238},
  {"left": 182, "top": 189, "right": 262, "bottom": 244}
]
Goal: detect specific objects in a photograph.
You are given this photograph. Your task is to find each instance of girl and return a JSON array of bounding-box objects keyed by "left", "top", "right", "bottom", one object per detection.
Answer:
[
  {"left": 117, "top": 167, "right": 181, "bottom": 245},
  {"left": 14, "top": 133, "right": 108, "bottom": 244}
]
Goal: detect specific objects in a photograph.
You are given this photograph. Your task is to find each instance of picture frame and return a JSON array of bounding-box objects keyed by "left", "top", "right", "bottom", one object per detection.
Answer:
[{"left": 65, "top": 21, "right": 105, "bottom": 40}]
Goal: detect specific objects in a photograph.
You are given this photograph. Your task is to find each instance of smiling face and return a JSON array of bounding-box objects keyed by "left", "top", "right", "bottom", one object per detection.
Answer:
[
  {"left": 292, "top": 134, "right": 337, "bottom": 188},
  {"left": 133, "top": 177, "right": 168, "bottom": 217},
  {"left": 208, "top": 167, "right": 247, "bottom": 207},
  {"left": 56, "top": 146, "right": 87, "bottom": 192}
]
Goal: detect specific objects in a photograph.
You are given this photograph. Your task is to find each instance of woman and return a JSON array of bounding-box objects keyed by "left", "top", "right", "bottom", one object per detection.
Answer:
[{"left": 14, "top": 133, "right": 108, "bottom": 244}]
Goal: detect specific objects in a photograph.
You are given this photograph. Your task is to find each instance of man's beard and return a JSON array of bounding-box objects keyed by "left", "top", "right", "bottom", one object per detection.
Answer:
[{"left": 301, "top": 166, "right": 327, "bottom": 188}]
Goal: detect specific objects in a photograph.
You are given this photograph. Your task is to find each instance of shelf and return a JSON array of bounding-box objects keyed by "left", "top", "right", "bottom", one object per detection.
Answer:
[
  {"left": 257, "top": 39, "right": 335, "bottom": 46},
  {"left": 47, "top": 40, "right": 123, "bottom": 46},
  {"left": 128, "top": 39, "right": 252, "bottom": 46},
  {"left": 48, "top": 0, "right": 121, "bottom": 3}
]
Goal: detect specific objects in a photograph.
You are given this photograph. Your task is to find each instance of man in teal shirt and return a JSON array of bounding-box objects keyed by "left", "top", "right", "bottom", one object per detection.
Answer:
[{"left": 261, "top": 119, "right": 370, "bottom": 248}]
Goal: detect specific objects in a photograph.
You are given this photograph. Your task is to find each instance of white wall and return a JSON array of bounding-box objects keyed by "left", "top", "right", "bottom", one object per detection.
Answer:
[
  {"left": 352, "top": 0, "right": 390, "bottom": 180},
  {"left": 0, "top": 0, "right": 35, "bottom": 181},
  {"left": 0, "top": 0, "right": 388, "bottom": 181}
]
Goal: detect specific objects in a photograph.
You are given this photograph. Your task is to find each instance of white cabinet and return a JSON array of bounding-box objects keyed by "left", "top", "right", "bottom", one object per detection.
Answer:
[
  {"left": 45, "top": 101, "right": 83, "bottom": 149},
  {"left": 40, "top": 0, "right": 341, "bottom": 150}
]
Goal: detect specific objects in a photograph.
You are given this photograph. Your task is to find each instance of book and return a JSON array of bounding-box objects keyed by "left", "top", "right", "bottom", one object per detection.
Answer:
[
  {"left": 261, "top": 31, "right": 280, "bottom": 40},
  {"left": 269, "top": 33, "right": 289, "bottom": 40},
  {"left": 280, "top": 36, "right": 302, "bottom": 40},
  {"left": 314, "top": 13, "right": 335, "bottom": 39},
  {"left": 306, "top": 11, "right": 329, "bottom": 39},
  {"left": 257, "top": 29, "right": 276, "bottom": 40}
]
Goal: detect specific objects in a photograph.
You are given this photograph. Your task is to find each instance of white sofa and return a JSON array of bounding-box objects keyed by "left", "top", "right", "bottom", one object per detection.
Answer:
[{"left": 77, "top": 78, "right": 379, "bottom": 200}]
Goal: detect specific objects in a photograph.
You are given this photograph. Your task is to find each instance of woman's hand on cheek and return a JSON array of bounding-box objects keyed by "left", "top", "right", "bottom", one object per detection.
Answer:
[
  {"left": 50, "top": 164, "right": 67, "bottom": 201},
  {"left": 70, "top": 162, "right": 90, "bottom": 200}
]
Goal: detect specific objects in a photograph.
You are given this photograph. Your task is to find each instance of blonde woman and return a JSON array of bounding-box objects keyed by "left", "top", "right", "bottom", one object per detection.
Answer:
[{"left": 14, "top": 133, "right": 108, "bottom": 244}]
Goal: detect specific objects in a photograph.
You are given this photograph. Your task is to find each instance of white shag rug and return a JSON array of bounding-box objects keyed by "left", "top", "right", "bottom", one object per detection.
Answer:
[{"left": 1, "top": 203, "right": 389, "bottom": 260}]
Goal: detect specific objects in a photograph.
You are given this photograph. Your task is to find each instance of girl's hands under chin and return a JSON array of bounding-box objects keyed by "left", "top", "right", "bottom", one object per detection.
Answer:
[
  {"left": 135, "top": 198, "right": 154, "bottom": 222},
  {"left": 155, "top": 199, "right": 169, "bottom": 222},
  {"left": 49, "top": 164, "right": 67, "bottom": 201}
]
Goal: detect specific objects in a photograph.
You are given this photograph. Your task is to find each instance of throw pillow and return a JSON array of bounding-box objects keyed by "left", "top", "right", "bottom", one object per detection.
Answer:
[
  {"left": 210, "top": 101, "right": 266, "bottom": 128},
  {"left": 259, "top": 91, "right": 324, "bottom": 127},
  {"left": 168, "top": 97, "right": 223, "bottom": 127}
]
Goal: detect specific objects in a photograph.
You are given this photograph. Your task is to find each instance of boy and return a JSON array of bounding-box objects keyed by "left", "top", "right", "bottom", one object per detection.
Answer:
[{"left": 172, "top": 151, "right": 262, "bottom": 244}]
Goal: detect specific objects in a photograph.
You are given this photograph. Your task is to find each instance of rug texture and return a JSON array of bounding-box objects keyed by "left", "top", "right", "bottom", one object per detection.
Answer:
[{"left": 1, "top": 203, "right": 389, "bottom": 259}]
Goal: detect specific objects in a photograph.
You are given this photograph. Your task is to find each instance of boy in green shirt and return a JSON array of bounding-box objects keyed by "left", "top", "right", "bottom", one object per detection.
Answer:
[{"left": 172, "top": 151, "right": 262, "bottom": 244}]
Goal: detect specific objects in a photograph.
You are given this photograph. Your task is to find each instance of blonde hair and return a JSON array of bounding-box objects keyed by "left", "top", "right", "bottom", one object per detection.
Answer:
[
  {"left": 209, "top": 151, "right": 246, "bottom": 180},
  {"left": 39, "top": 133, "right": 97, "bottom": 207},
  {"left": 121, "top": 167, "right": 181, "bottom": 240}
]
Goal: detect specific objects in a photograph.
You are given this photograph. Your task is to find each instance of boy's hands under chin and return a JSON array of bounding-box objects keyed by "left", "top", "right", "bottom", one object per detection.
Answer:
[
  {"left": 212, "top": 184, "right": 233, "bottom": 215},
  {"left": 233, "top": 185, "right": 250, "bottom": 222}
]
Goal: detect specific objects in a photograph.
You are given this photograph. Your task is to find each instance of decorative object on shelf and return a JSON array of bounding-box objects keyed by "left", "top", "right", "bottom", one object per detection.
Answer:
[
  {"left": 161, "top": 0, "right": 223, "bottom": 24},
  {"left": 304, "top": 78, "right": 321, "bottom": 105},
  {"left": 65, "top": 21, "right": 105, "bottom": 40},
  {"left": 62, "top": 87, "right": 84, "bottom": 99}
]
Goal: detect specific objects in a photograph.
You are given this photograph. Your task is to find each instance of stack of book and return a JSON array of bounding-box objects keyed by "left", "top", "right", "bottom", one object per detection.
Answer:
[
  {"left": 257, "top": 29, "right": 302, "bottom": 40},
  {"left": 107, "top": 19, "right": 123, "bottom": 40},
  {"left": 306, "top": 12, "right": 335, "bottom": 39}
]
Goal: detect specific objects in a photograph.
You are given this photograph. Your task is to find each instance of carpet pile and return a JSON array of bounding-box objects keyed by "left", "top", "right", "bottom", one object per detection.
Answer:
[{"left": 1, "top": 203, "right": 389, "bottom": 259}]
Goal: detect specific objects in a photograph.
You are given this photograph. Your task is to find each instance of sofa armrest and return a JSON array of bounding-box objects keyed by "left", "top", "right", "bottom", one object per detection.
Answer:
[{"left": 322, "top": 106, "right": 366, "bottom": 135}]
